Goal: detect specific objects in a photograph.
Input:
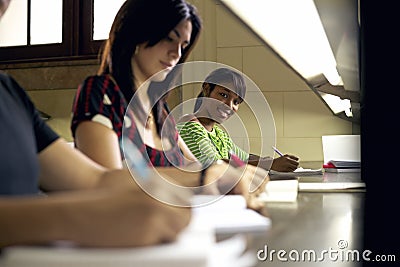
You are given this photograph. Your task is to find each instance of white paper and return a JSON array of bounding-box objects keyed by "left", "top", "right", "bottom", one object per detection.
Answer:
[
  {"left": 208, "top": 234, "right": 256, "bottom": 267},
  {"left": 298, "top": 182, "right": 366, "bottom": 192},
  {"left": 258, "top": 179, "right": 299, "bottom": 202},
  {"left": 0, "top": 223, "right": 214, "bottom": 267},
  {"left": 322, "top": 135, "right": 361, "bottom": 163},
  {"left": 0, "top": 195, "right": 270, "bottom": 267},
  {"left": 191, "top": 195, "right": 271, "bottom": 234}
]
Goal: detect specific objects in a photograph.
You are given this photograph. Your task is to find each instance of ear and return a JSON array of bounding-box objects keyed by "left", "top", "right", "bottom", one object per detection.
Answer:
[{"left": 202, "top": 83, "right": 211, "bottom": 97}]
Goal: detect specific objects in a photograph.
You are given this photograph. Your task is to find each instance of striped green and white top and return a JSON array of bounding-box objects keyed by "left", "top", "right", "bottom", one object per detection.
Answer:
[{"left": 177, "top": 121, "right": 249, "bottom": 164}]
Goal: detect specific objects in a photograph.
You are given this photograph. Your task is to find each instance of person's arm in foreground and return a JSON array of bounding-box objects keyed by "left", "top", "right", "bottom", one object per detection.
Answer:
[
  {"left": 0, "top": 138, "right": 191, "bottom": 248},
  {"left": 0, "top": 185, "right": 190, "bottom": 248},
  {"left": 158, "top": 159, "right": 269, "bottom": 211}
]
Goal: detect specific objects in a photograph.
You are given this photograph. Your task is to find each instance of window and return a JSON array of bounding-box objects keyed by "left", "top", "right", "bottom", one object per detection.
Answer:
[
  {"left": 0, "top": 0, "right": 126, "bottom": 63},
  {"left": 93, "top": 0, "right": 126, "bottom": 40}
]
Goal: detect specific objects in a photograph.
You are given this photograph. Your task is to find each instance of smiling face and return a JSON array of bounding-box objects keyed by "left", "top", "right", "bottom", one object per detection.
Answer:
[
  {"left": 201, "top": 84, "right": 243, "bottom": 124},
  {"left": 132, "top": 19, "right": 192, "bottom": 85}
]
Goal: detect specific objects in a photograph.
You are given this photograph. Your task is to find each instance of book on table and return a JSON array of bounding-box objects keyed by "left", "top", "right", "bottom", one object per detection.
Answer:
[
  {"left": 298, "top": 181, "right": 366, "bottom": 192},
  {"left": 269, "top": 167, "right": 323, "bottom": 177},
  {"left": 323, "top": 160, "right": 361, "bottom": 173},
  {"left": 322, "top": 134, "right": 361, "bottom": 173}
]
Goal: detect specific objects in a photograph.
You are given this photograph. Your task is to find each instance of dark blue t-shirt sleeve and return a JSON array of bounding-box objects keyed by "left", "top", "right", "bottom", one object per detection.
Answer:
[{"left": 3, "top": 73, "right": 59, "bottom": 152}]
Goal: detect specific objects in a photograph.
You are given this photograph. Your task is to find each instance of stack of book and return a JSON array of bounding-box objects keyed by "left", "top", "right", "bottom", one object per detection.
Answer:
[{"left": 323, "top": 160, "right": 361, "bottom": 173}]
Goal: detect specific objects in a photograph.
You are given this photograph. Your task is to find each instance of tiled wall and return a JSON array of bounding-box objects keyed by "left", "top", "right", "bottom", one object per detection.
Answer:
[
  {"left": 179, "top": 0, "right": 359, "bottom": 162},
  {"left": 1, "top": 0, "right": 360, "bottom": 163}
]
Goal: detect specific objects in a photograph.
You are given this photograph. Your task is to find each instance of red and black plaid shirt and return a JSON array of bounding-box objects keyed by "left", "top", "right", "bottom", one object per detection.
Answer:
[{"left": 71, "top": 74, "right": 184, "bottom": 167}]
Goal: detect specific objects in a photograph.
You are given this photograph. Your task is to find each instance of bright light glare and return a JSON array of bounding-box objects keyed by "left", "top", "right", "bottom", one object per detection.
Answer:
[
  {"left": 31, "top": 0, "right": 62, "bottom": 44},
  {"left": 93, "top": 0, "right": 126, "bottom": 40},
  {"left": 320, "top": 92, "right": 352, "bottom": 116},
  {"left": 0, "top": 0, "right": 27, "bottom": 46},
  {"left": 220, "top": 0, "right": 342, "bottom": 86}
]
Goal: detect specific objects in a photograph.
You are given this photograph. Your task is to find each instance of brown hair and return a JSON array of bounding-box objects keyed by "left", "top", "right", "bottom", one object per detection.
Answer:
[{"left": 98, "top": 0, "right": 202, "bottom": 139}]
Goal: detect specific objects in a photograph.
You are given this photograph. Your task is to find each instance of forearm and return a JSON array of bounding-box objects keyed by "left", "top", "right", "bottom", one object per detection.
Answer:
[
  {"left": 1, "top": 178, "right": 192, "bottom": 248},
  {"left": 154, "top": 164, "right": 202, "bottom": 188},
  {"left": 248, "top": 154, "right": 273, "bottom": 170},
  {"left": 0, "top": 195, "right": 71, "bottom": 247},
  {"left": 0, "top": 189, "right": 135, "bottom": 247},
  {"left": 155, "top": 161, "right": 231, "bottom": 195},
  {"left": 38, "top": 138, "right": 107, "bottom": 191},
  {"left": 39, "top": 139, "right": 138, "bottom": 192}
]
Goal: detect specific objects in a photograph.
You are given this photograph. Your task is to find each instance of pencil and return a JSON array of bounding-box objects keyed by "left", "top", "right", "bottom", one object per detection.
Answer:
[{"left": 272, "top": 146, "right": 284, "bottom": 157}]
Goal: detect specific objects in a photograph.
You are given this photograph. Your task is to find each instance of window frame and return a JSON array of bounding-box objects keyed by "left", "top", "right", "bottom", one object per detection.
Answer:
[
  {"left": 79, "top": 0, "right": 104, "bottom": 56},
  {"left": 0, "top": 0, "right": 105, "bottom": 64}
]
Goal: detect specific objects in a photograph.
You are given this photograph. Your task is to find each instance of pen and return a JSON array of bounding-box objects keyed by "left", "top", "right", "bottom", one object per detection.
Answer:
[{"left": 272, "top": 146, "right": 284, "bottom": 157}]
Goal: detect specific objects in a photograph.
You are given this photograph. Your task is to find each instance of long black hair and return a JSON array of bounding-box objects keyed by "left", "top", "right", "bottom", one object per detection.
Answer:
[
  {"left": 98, "top": 0, "right": 202, "bottom": 138},
  {"left": 194, "top": 68, "right": 247, "bottom": 112}
]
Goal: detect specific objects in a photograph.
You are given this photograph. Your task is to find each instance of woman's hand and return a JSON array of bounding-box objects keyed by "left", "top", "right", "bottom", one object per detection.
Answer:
[
  {"left": 230, "top": 164, "right": 269, "bottom": 211},
  {"left": 201, "top": 160, "right": 269, "bottom": 211},
  {"left": 68, "top": 187, "right": 192, "bottom": 247}
]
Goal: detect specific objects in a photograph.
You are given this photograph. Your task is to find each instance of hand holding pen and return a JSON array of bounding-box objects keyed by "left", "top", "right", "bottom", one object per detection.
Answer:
[{"left": 271, "top": 146, "right": 300, "bottom": 172}]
